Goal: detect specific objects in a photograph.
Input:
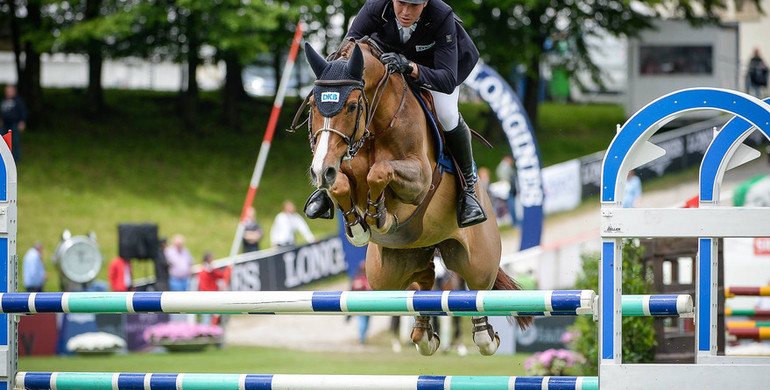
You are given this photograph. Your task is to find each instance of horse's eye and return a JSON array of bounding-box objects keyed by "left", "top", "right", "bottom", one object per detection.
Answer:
[{"left": 347, "top": 102, "right": 357, "bottom": 113}]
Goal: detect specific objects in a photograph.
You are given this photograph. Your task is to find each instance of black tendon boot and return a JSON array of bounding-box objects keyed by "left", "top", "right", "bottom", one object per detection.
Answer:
[
  {"left": 444, "top": 117, "right": 487, "bottom": 227},
  {"left": 303, "top": 189, "right": 334, "bottom": 219}
]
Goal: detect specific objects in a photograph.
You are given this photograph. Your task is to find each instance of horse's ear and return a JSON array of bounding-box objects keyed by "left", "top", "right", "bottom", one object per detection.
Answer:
[
  {"left": 305, "top": 42, "right": 327, "bottom": 77},
  {"left": 348, "top": 44, "right": 364, "bottom": 80}
]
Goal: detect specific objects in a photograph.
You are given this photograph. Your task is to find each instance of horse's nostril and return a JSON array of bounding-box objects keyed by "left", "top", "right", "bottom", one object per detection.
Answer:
[
  {"left": 322, "top": 167, "right": 337, "bottom": 187},
  {"left": 310, "top": 170, "right": 317, "bottom": 183}
]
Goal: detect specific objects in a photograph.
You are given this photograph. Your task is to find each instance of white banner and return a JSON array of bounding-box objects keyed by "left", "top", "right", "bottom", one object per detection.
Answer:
[{"left": 542, "top": 159, "right": 582, "bottom": 215}]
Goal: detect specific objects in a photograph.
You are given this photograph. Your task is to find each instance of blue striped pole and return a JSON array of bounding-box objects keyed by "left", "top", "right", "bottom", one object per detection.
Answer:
[
  {"left": 621, "top": 294, "right": 693, "bottom": 317},
  {"left": 16, "top": 373, "right": 599, "bottom": 390},
  {"left": 0, "top": 291, "right": 693, "bottom": 317},
  {"left": 0, "top": 290, "right": 595, "bottom": 316}
]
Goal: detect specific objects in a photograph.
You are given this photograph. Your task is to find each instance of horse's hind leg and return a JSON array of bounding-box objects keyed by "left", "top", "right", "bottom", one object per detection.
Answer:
[
  {"left": 366, "top": 245, "right": 440, "bottom": 356},
  {"left": 330, "top": 174, "right": 370, "bottom": 246},
  {"left": 438, "top": 233, "right": 503, "bottom": 356},
  {"left": 410, "top": 264, "right": 441, "bottom": 356}
]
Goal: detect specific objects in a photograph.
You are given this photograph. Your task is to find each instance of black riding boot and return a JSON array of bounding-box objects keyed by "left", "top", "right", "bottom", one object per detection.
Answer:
[
  {"left": 444, "top": 117, "right": 487, "bottom": 227},
  {"left": 303, "top": 189, "right": 334, "bottom": 219}
]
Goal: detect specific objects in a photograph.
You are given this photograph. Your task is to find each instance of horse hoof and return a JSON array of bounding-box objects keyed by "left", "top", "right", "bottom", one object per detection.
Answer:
[
  {"left": 473, "top": 331, "right": 500, "bottom": 356},
  {"left": 414, "top": 334, "right": 440, "bottom": 356},
  {"left": 346, "top": 223, "right": 370, "bottom": 247}
]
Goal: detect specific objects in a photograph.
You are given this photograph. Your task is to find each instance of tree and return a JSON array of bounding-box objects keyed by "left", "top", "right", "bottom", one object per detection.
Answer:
[
  {"left": 3, "top": 0, "right": 47, "bottom": 123},
  {"left": 304, "top": 0, "right": 366, "bottom": 54},
  {"left": 453, "top": 0, "right": 753, "bottom": 133},
  {"left": 202, "top": 0, "right": 286, "bottom": 130},
  {"left": 50, "top": 0, "right": 118, "bottom": 115}
]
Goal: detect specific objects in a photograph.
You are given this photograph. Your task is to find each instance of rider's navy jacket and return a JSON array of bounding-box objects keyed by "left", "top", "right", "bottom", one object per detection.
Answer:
[{"left": 346, "top": 0, "right": 480, "bottom": 94}]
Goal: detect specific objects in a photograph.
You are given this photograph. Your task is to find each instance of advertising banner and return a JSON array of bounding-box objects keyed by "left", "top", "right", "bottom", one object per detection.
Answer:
[
  {"left": 542, "top": 160, "right": 582, "bottom": 215},
  {"left": 465, "top": 63, "right": 544, "bottom": 250},
  {"left": 227, "top": 236, "right": 347, "bottom": 291}
]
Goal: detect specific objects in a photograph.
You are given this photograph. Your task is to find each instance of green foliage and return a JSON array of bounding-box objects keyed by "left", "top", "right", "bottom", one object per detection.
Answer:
[{"left": 569, "top": 241, "right": 657, "bottom": 374}]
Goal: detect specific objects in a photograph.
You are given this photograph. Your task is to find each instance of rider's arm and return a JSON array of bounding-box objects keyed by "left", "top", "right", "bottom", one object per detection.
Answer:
[{"left": 412, "top": 14, "right": 457, "bottom": 94}]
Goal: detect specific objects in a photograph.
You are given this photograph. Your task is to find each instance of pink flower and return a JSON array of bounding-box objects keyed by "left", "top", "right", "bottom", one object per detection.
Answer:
[
  {"left": 524, "top": 349, "right": 587, "bottom": 376},
  {"left": 539, "top": 349, "right": 557, "bottom": 367},
  {"left": 143, "top": 322, "right": 223, "bottom": 343},
  {"left": 561, "top": 330, "right": 579, "bottom": 344}
]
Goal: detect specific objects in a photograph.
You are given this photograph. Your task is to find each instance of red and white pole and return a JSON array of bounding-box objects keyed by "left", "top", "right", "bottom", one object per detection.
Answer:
[{"left": 228, "top": 21, "right": 306, "bottom": 258}]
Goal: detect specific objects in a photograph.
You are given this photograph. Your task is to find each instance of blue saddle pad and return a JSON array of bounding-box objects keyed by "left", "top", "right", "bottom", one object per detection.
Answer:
[{"left": 411, "top": 90, "right": 456, "bottom": 175}]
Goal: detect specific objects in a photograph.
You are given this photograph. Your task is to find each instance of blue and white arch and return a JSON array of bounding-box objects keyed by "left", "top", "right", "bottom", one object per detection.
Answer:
[{"left": 599, "top": 88, "right": 770, "bottom": 389}]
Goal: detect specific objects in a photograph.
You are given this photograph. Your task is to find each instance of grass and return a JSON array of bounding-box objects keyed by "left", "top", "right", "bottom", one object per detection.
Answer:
[
  {"left": 18, "top": 89, "right": 625, "bottom": 288},
  {"left": 536, "top": 103, "right": 624, "bottom": 166},
  {"left": 21, "top": 89, "right": 337, "bottom": 285},
  {"left": 19, "top": 345, "right": 532, "bottom": 376}
]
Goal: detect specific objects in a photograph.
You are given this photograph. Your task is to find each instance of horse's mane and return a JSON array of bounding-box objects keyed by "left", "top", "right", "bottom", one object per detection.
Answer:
[{"left": 327, "top": 36, "right": 384, "bottom": 61}]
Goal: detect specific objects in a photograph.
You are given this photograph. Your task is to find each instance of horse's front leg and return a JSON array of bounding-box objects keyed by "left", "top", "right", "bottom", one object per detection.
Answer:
[
  {"left": 365, "top": 159, "right": 428, "bottom": 234},
  {"left": 329, "top": 174, "right": 370, "bottom": 247}
]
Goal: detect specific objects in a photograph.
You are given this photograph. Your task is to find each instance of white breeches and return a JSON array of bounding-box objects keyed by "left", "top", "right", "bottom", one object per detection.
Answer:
[{"left": 429, "top": 87, "right": 460, "bottom": 131}]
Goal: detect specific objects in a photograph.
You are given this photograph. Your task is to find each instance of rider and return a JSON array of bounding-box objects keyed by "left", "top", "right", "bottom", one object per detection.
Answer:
[{"left": 304, "top": 0, "right": 486, "bottom": 228}]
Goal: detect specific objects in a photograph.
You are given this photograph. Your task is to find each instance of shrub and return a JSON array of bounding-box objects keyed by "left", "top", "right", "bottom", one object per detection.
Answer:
[{"left": 568, "top": 240, "right": 657, "bottom": 374}]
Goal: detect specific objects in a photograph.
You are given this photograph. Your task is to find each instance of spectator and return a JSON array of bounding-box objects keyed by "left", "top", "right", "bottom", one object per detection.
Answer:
[
  {"left": 0, "top": 84, "right": 27, "bottom": 162},
  {"left": 108, "top": 255, "right": 132, "bottom": 292},
  {"left": 270, "top": 200, "right": 315, "bottom": 247},
  {"left": 22, "top": 242, "right": 46, "bottom": 292},
  {"left": 496, "top": 155, "right": 519, "bottom": 226},
  {"left": 351, "top": 261, "right": 371, "bottom": 344},
  {"left": 198, "top": 252, "right": 229, "bottom": 325},
  {"left": 622, "top": 170, "right": 642, "bottom": 208},
  {"left": 746, "top": 48, "right": 768, "bottom": 98},
  {"left": 164, "top": 234, "right": 194, "bottom": 291},
  {"left": 242, "top": 206, "right": 263, "bottom": 253},
  {"left": 154, "top": 237, "right": 170, "bottom": 291}
]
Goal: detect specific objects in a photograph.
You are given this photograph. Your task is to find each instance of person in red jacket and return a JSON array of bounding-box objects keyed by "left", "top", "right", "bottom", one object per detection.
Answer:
[
  {"left": 198, "top": 252, "right": 230, "bottom": 325},
  {"left": 198, "top": 252, "right": 228, "bottom": 291},
  {"left": 108, "top": 256, "right": 132, "bottom": 292}
]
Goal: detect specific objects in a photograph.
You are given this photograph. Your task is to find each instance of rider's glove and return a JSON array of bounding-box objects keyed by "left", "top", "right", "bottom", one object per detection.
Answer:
[{"left": 381, "top": 52, "right": 414, "bottom": 75}]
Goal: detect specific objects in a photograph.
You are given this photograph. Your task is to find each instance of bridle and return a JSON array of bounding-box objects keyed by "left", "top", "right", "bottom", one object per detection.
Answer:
[
  {"left": 309, "top": 78, "right": 371, "bottom": 163},
  {"left": 290, "top": 40, "right": 408, "bottom": 166}
]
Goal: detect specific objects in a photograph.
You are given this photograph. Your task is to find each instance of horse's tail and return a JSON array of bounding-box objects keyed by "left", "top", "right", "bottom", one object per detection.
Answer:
[{"left": 493, "top": 268, "right": 535, "bottom": 330}]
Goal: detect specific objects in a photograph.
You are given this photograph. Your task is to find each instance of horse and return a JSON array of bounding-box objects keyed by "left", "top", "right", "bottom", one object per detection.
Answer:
[{"left": 297, "top": 38, "right": 532, "bottom": 356}]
